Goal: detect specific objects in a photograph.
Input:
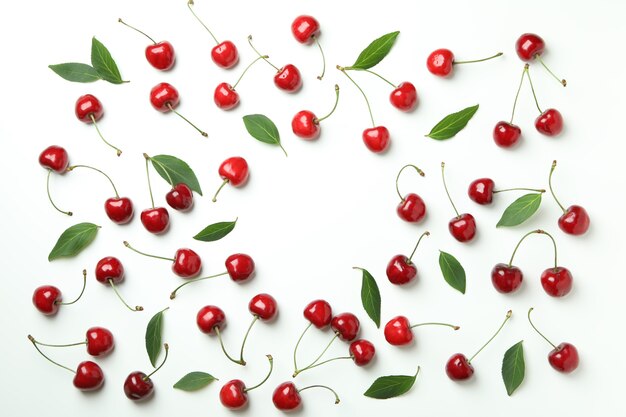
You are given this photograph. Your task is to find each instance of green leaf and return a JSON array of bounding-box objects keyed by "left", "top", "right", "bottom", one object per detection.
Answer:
[
  {"left": 146, "top": 308, "right": 168, "bottom": 367},
  {"left": 173, "top": 372, "right": 218, "bottom": 391},
  {"left": 48, "top": 223, "right": 100, "bottom": 261},
  {"left": 193, "top": 219, "right": 237, "bottom": 242},
  {"left": 438, "top": 251, "right": 466, "bottom": 294},
  {"left": 350, "top": 31, "right": 400, "bottom": 70},
  {"left": 150, "top": 154, "right": 203, "bottom": 196},
  {"left": 363, "top": 367, "right": 420, "bottom": 399},
  {"left": 242, "top": 114, "right": 287, "bottom": 156},
  {"left": 356, "top": 267, "right": 381, "bottom": 328},
  {"left": 48, "top": 63, "right": 101, "bottom": 83},
  {"left": 502, "top": 340, "right": 525, "bottom": 396},
  {"left": 426, "top": 104, "right": 479, "bottom": 140},
  {"left": 496, "top": 193, "right": 542, "bottom": 228},
  {"left": 91, "top": 37, "right": 127, "bottom": 84}
]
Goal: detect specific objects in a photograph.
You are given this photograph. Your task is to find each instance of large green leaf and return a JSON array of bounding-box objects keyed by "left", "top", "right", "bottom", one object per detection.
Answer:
[
  {"left": 349, "top": 31, "right": 400, "bottom": 70},
  {"left": 426, "top": 105, "right": 479, "bottom": 140},
  {"left": 502, "top": 340, "right": 525, "bottom": 396},
  {"left": 355, "top": 267, "right": 381, "bottom": 328},
  {"left": 146, "top": 308, "right": 168, "bottom": 367},
  {"left": 48, "top": 63, "right": 101, "bottom": 83},
  {"left": 193, "top": 219, "right": 237, "bottom": 242},
  {"left": 243, "top": 114, "right": 287, "bottom": 156},
  {"left": 496, "top": 193, "right": 542, "bottom": 227},
  {"left": 91, "top": 37, "right": 127, "bottom": 84},
  {"left": 173, "top": 372, "right": 217, "bottom": 391},
  {"left": 438, "top": 251, "right": 466, "bottom": 294},
  {"left": 48, "top": 223, "right": 100, "bottom": 261},
  {"left": 149, "top": 154, "right": 203, "bottom": 196},
  {"left": 364, "top": 367, "right": 420, "bottom": 399}
]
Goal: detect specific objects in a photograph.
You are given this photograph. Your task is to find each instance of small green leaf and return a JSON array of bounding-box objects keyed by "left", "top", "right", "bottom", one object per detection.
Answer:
[
  {"left": 193, "top": 219, "right": 237, "bottom": 242},
  {"left": 150, "top": 154, "right": 203, "bottom": 196},
  {"left": 438, "top": 251, "right": 466, "bottom": 294},
  {"left": 426, "top": 104, "right": 479, "bottom": 140},
  {"left": 91, "top": 37, "right": 127, "bottom": 84},
  {"left": 48, "top": 223, "right": 100, "bottom": 261},
  {"left": 48, "top": 63, "right": 101, "bottom": 83},
  {"left": 173, "top": 372, "right": 218, "bottom": 391},
  {"left": 363, "top": 367, "right": 420, "bottom": 399},
  {"left": 146, "top": 308, "right": 168, "bottom": 367},
  {"left": 356, "top": 267, "right": 381, "bottom": 328},
  {"left": 502, "top": 340, "right": 525, "bottom": 396},
  {"left": 350, "top": 31, "right": 400, "bottom": 70},
  {"left": 242, "top": 114, "right": 287, "bottom": 156},
  {"left": 496, "top": 193, "right": 542, "bottom": 228}
]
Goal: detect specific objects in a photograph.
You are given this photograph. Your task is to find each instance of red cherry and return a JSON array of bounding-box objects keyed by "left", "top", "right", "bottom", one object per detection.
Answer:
[
  {"left": 549, "top": 342, "right": 579, "bottom": 373},
  {"left": 140, "top": 207, "right": 170, "bottom": 234},
  {"left": 39, "top": 146, "right": 69, "bottom": 173},
  {"left": 197, "top": 305, "right": 226, "bottom": 334},
  {"left": 397, "top": 193, "right": 426, "bottom": 223},
  {"left": 95, "top": 256, "right": 124, "bottom": 284},
  {"left": 384, "top": 316, "right": 413, "bottom": 346},
  {"left": 491, "top": 263, "right": 523, "bottom": 293},
  {"left": 225, "top": 253, "right": 255, "bottom": 282},
  {"left": 445, "top": 353, "right": 474, "bottom": 380},
  {"left": 558, "top": 205, "right": 590, "bottom": 235},
  {"left": 145, "top": 41, "right": 175, "bottom": 70},
  {"left": 386, "top": 255, "right": 417, "bottom": 285},
  {"left": 541, "top": 267, "right": 573, "bottom": 297},
  {"left": 468, "top": 178, "right": 495, "bottom": 205},
  {"left": 272, "top": 382, "right": 302, "bottom": 411},
  {"left": 219, "top": 379, "right": 248, "bottom": 409},
  {"left": 389, "top": 82, "right": 418, "bottom": 112},
  {"left": 75, "top": 94, "right": 103, "bottom": 123},
  {"left": 32, "top": 285, "right": 62, "bottom": 315},
  {"left": 304, "top": 299, "right": 332, "bottom": 328},
  {"left": 249, "top": 293, "right": 278, "bottom": 321},
  {"left": 449, "top": 213, "right": 477, "bottom": 243},
  {"left": 427, "top": 48, "right": 454, "bottom": 77},
  {"left": 150, "top": 82, "right": 179, "bottom": 112},
  {"left": 165, "top": 183, "right": 193, "bottom": 211},
  {"left": 330, "top": 313, "right": 360, "bottom": 341},
  {"left": 291, "top": 15, "right": 320, "bottom": 43},
  {"left": 362, "top": 126, "right": 390, "bottom": 153},
  {"left": 349, "top": 339, "right": 375, "bottom": 366},
  {"left": 124, "top": 371, "right": 154, "bottom": 401},
  {"left": 73, "top": 361, "right": 104, "bottom": 391},
  {"left": 493, "top": 122, "right": 522, "bottom": 148},
  {"left": 212, "top": 41, "right": 239, "bottom": 69},
  {"left": 86, "top": 327, "right": 115, "bottom": 357},
  {"left": 274, "top": 64, "right": 302, "bottom": 93},
  {"left": 104, "top": 197, "right": 134, "bottom": 224},
  {"left": 535, "top": 108, "right": 563, "bottom": 136},
  {"left": 214, "top": 82, "right": 239, "bottom": 110},
  {"left": 515, "top": 33, "right": 545, "bottom": 61},
  {"left": 292, "top": 110, "right": 320, "bottom": 140},
  {"left": 219, "top": 157, "right": 249, "bottom": 186},
  {"left": 172, "top": 248, "right": 202, "bottom": 278}
]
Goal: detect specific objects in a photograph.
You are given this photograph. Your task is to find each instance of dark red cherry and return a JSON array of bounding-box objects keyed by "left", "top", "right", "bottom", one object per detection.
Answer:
[
  {"left": 172, "top": 248, "right": 202, "bottom": 278},
  {"left": 39, "top": 145, "right": 69, "bottom": 173},
  {"left": 386, "top": 255, "right": 417, "bottom": 285},
  {"left": 558, "top": 205, "right": 590, "bottom": 235},
  {"left": 145, "top": 42, "right": 176, "bottom": 70},
  {"left": 468, "top": 178, "right": 495, "bottom": 205},
  {"left": 445, "top": 353, "right": 474, "bottom": 380},
  {"left": 75, "top": 94, "right": 103, "bottom": 123},
  {"left": 249, "top": 293, "right": 278, "bottom": 321},
  {"left": 212, "top": 41, "right": 239, "bottom": 69},
  {"left": 196, "top": 305, "right": 226, "bottom": 334},
  {"left": 427, "top": 49, "right": 454, "bottom": 77},
  {"left": 389, "top": 82, "right": 418, "bottom": 111},
  {"left": 32, "top": 285, "right": 62, "bottom": 315},
  {"left": 166, "top": 183, "right": 193, "bottom": 211},
  {"left": 396, "top": 193, "right": 426, "bottom": 223},
  {"left": 304, "top": 299, "right": 332, "bottom": 328},
  {"left": 149, "top": 82, "right": 179, "bottom": 112},
  {"left": 362, "top": 126, "right": 390, "bottom": 153},
  {"left": 384, "top": 316, "right": 413, "bottom": 346},
  {"left": 274, "top": 64, "right": 302, "bottom": 92},
  {"left": 104, "top": 197, "right": 134, "bottom": 224},
  {"left": 124, "top": 371, "right": 154, "bottom": 401},
  {"left": 140, "top": 207, "right": 170, "bottom": 234},
  {"left": 225, "top": 253, "right": 255, "bottom": 282},
  {"left": 213, "top": 82, "right": 239, "bottom": 110},
  {"left": 535, "top": 109, "right": 563, "bottom": 136},
  {"left": 491, "top": 263, "right": 523, "bottom": 293},
  {"left": 73, "top": 361, "right": 105, "bottom": 391},
  {"left": 219, "top": 379, "right": 248, "bottom": 409},
  {"left": 493, "top": 121, "right": 522, "bottom": 148},
  {"left": 292, "top": 110, "right": 320, "bottom": 140},
  {"left": 449, "top": 213, "right": 477, "bottom": 242},
  {"left": 349, "top": 339, "right": 375, "bottom": 366},
  {"left": 331, "top": 313, "right": 360, "bottom": 341},
  {"left": 291, "top": 15, "right": 320, "bottom": 43},
  {"left": 272, "top": 382, "right": 302, "bottom": 411},
  {"left": 86, "top": 327, "right": 115, "bottom": 357},
  {"left": 548, "top": 342, "right": 579, "bottom": 373},
  {"left": 515, "top": 33, "right": 545, "bottom": 61},
  {"left": 95, "top": 256, "right": 124, "bottom": 285},
  {"left": 541, "top": 267, "right": 573, "bottom": 297}
]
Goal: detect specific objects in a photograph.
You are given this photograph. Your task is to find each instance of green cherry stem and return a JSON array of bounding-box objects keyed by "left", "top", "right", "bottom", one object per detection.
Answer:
[
  {"left": 410, "top": 321, "right": 460, "bottom": 330},
  {"left": 441, "top": 162, "right": 460, "bottom": 218},
  {"left": 214, "top": 327, "right": 245, "bottom": 366},
  {"left": 212, "top": 179, "right": 229, "bottom": 202},
  {"left": 408, "top": 231, "right": 430, "bottom": 263},
  {"left": 527, "top": 308, "right": 557, "bottom": 349},
  {"left": 170, "top": 272, "right": 229, "bottom": 299},
  {"left": 123, "top": 241, "right": 175, "bottom": 262},
  {"left": 507, "top": 229, "right": 559, "bottom": 269},
  {"left": 247, "top": 35, "right": 279, "bottom": 71},
  {"left": 315, "top": 84, "right": 340, "bottom": 123},
  {"left": 166, "top": 103, "right": 208, "bottom": 137},
  {"left": 293, "top": 333, "right": 338, "bottom": 377},
  {"left": 28, "top": 335, "right": 75, "bottom": 374},
  {"left": 232, "top": 55, "right": 269, "bottom": 89},
  {"left": 337, "top": 65, "right": 375, "bottom": 127},
  {"left": 244, "top": 355, "right": 274, "bottom": 392},
  {"left": 493, "top": 187, "right": 545, "bottom": 194},
  {"left": 30, "top": 339, "right": 87, "bottom": 348},
  {"left": 395, "top": 164, "right": 425, "bottom": 201},
  {"left": 144, "top": 343, "right": 169, "bottom": 380},
  {"left": 534, "top": 54, "right": 567, "bottom": 87},
  {"left": 548, "top": 160, "right": 567, "bottom": 213},
  {"left": 57, "top": 269, "right": 87, "bottom": 306},
  {"left": 537, "top": 229, "right": 559, "bottom": 269},
  {"left": 297, "top": 385, "right": 341, "bottom": 405},
  {"left": 294, "top": 356, "right": 353, "bottom": 375},
  {"left": 66, "top": 164, "right": 120, "bottom": 198},
  {"left": 345, "top": 68, "right": 396, "bottom": 89},
  {"left": 292, "top": 322, "right": 312, "bottom": 374},
  {"left": 46, "top": 170, "right": 72, "bottom": 216},
  {"left": 510, "top": 64, "right": 529, "bottom": 124},
  {"left": 239, "top": 316, "right": 259, "bottom": 364},
  {"left": 454, "top": 52, "right": 503, "bottom": 65},
  {"left": 118, "top": 18, "right": 156, "bottom": 44},
  {"left": 143, "top": 155, "right": 155, "bottom": 208},
  {"left": 108, "top": 279, "right": 143, "bottom": 312},
  {"left": 525, "top": 66, "right": 543, "bottom": 114},
  {"left": 313, "top": 36, "right": 326, "bottom": 80},
  {"left": 89, "top": 114, "right": 122, "bottom": 156},
  {"left": 468, "top": 310, "right": 512, "bottom": 363},
  {"left": 187, "top": 0, "right": 219, "bottom": 44},
  {"left": 145, "top": 154, "right": 175, "bottom": 187}
]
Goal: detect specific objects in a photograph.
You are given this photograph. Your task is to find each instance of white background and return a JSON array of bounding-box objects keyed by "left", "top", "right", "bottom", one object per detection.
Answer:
[{"left": 0, "top": 0, "right": 624, "bottom": 415}]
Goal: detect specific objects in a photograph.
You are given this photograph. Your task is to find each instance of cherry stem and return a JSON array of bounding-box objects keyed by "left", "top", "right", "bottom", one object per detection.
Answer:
[
  {"left": 316, "top": 84, "right": 340, "bottom": 123},
  {"left": 247, "top": 35, "right": 278, "bottom": 71},
  {"left": 535, "top": 54, "right": 567, "bottom": 87},
  {"left": 244, "top": 355, "right": 273, "bottom": 392},
  {"left": 510, "top": 64, "right": 529, "bottom": 124},
  {"left": 166, "top": 103, "right": 208, "bottom": 137},
  {"left": 297, "top": 385, "right": 341, "bottom": 405},
  {"left": 108, "top": 279, "right": 143, "bottom": 312},
  {"left": 408, "top": 231, "right": 430, "bottom": 263},
  {"left": 58, "top": 269, "right": 87, "bottom": 306},
  {"left": 169, "top": 271, "right": 229, "bottom": 299},
  {"left": 212, "top": 179, "right": 229, "bottom": 203},
  {"left": 232, "top": 55, "right": 268, "bottom": 89},
  {"left": 144, "top": 343, "right": 169, "bottom": 380},
  {"left": 548, "top": 160, "right": 566, "bottom": 212},
  {"left": 337, "top": 65, "right": 375, "bottom": 127},
  {"left": 537, "top": 229, "right": 559, "bottom": 269},
  {"left": 527, "top": 308, "right": 557, "bottom": 349},
  {"left": 239, "top": 315, "right": 259, "bottom": 364},
  {"left": 118, "top": 18, "right": 156, "bottom": 44},
  {"left": 508, "top": 229, "right": 541, "bottom": 266},
  {"left": 46, "top": 170, "right": 72, "bottom": 216},
  {"left": 145, "top": 154, "right": 175, "bottom": 187},
  {"left": 123, "top": 241, "right": 175, "bottom": 262},
  {"left": 525, "top": 66, "right": 543, "bottom": 114},
  {"left": 187, "top": 0, "right": 219, "bottom": 45},
  {"left": 89, "top": 114, "right": 122, "bottom": 156},
  {"left": 313, "top": 36, "right": 326, "bottom": 80},
  {"left": 508, "top": 229, "right": 559, "bottom": 268},
  {"left": 294, "top": 333, "right": 338, "bottom": 377},
  {"left": 214, "top": 327, "right": 245, "bottom": 366},
  {"left": 493, "top": 187, "right": 545, "bottom": 194},
  {"left": 441, "top": 162, "right": 460, "bottom": 218},
  {"left": 395, "top": 164, "right": 425, "bottom": 201},
  {"left": 28, "top": 335, "right": 75, "bottom": 374},
  {"left": 410, "top": 321, "right": 460, "bottom": 330},
  {"left": 144, "top": 155, "right": 155, "bottom": 208},
  {"left": 468, "top": 310, "right": 512, "bottom": 363},
  {"left": 345, "top": 68, "right": 396, "bottom": 89},
  {"left": 67, "top": 164, "right": 120, "bottom": 198},
  {"left": 30, "top": 339, "right": 87, "bottom": 348},
  {"left": 292, "top": 322, "right": 312, "bottom": 374},
  {"left": 294, "top": 356, "right": 352, "bottom": 376},
  {"left": 454, "top": 52, "right": 503, "bottom": 65}
]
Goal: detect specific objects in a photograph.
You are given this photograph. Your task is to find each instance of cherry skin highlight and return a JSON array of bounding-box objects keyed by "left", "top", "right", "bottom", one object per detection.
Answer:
[
  {"left": 196, "top": 305, "right": 226, "bottom": 334},
  {"left": 73, "top": 361, "right": 105, "bottom": 391},
  {"left": 39, "top": 146, "right": 69, "bottom": 173},
  {"left": 468, "top": 178, "right": 495, "bottom": 205},
  {"left": 515, "top": 33, "right": 545, "bottom": 61},
  {"left": 225, "top": 254, "right": 255, "bottom": 282},
  {"left": 541, "top": 267, "right": 573, "bottom": 297},
  {"left": 166, "top": 183, "right": 193, "bottom": 211},
  {"left": 32, "top": 285, "right": 62, "bottom": 315},
  {"left": 304, "top": 300, "right": 332, "bottom": 328},
  {"left": 124, "top": 371, "right": 154, "bottom": 401},
  {"left": 362, "top": 126, "right": 390, "bottom": 153},
  {"left": 445, "top": 353, "right": 474, "bottom": 380},
  {"left": 105, "top": 197, "right": 134, "bottom": 224},
  {"left": 491, "top": 263, "right": 523, "bottom": 293},
  {"left": 349, "top": 339, "right": 376, "bottom": 366},
  {"left": 548, "top": 342, "right": 579, "bottom": 373},
  {"left": 86, "top": 327, "right": 115, "bottom": 357},
  {"left": 493, "top": 122, "right": 522, "bottom": 148},
  {"left": 331, "top": 313, "right": 360, "bottom": 341}
]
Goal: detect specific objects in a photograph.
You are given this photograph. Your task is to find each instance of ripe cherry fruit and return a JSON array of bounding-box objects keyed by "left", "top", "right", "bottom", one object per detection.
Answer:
[
  {"left": 515, "top": 33, "right": 566, "bottom": 86},
  {"left": 95, "top": 256, "right": 143, "bottom": 311},
  {"left": 292, "top": 299, "right": 333, "bottom": 376},
  {"left": 187, "top": 0, "right": 238, "bottom": 68},
  {"left": 75, "top": 94, "right": 122, "bottom": 156},
  {"left": 273, "top": 382, "right": 340, "bottom": 411},
  {"left": 292, "top": 85, "right": 340, "bottom": 140},
  {"left": 493, "top": 64, "right": 528, "bottom": 148},
  {"left": 293, "top": 338, "right": 376, "bottom": 377},
  {"left": 384, "top": 316, "right": 459, "bottom": 346},
  {"left": 196, "top": 305, "right": 246, "bottom": 365},
  {"left": 468, "top": 177, "right": 544, "bottom": 205},
  {"left": 40, "top": 145, "right": 72, "bottom": 216},
  {"left": 248, "top": 35, "right": 302, "bottom": 92},
  {"left": 291, "top": 15, "right": 326, "bottom": 80},
  {"left": 124, "top": 343, "right": 169, "bottom": 401},
  {"left": 118, "top": 18, "right": 175, "bottom": 70},
  {"left": 385, "top": 232, "right": 430, "bottom": 285},
  {"left": 219, "top": 355, "right": 273, "bottom": 410},
  {"left": 149, "top": 82, "right": 208, "bottom": 137},
  {"left": 441, "top": 162, "right": 476, "bottom": 242},
  {"left": 212, "top": 157, "right": 249, "bottom": 202},
  {"left": 29, "top": 327, "right": 115, "bottom": 357},
  {"left": 237, "top": 294, "right": 278, "bottom": 364},
  {"left": 32, "top": 269, "right": 87, "bottom": 315},
  {"left": 124, "top": 241, "right": 202, "bottom": 278},
  {"left": 426, "top": 48, "right": 502, "bottom": 77},
  {"left": 331, "top": 313, "right": 360, "bottom": 341},
  {"left": 140, "top": 153, "right": 170, "bottom": 234},
  {"left": 525, "top": 67, "right": 564, "bottom": 136},
  {"left": 214, "top": 54, "right": 269, "bottom": 110},
  {"left": 395, "top": 164, "right": 427, "bottom": 223},
  {"left": 528, "top": 308, "right": 579, "bottom": 373},
  {"left": 549, "top": 160, "right": 590, "bottom": 235}
]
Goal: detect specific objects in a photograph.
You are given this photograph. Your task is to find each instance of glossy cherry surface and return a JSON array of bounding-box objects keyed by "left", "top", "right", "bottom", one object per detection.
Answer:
[
  {"left": 331, "top": 313, "right": 360, "bottom": 341},
  {"left": 146, "top": 42, "right": 175, "bottom": 70},
  {"left": 124, "top": 371, "right": 154, "bottom": 401},
  {"left": 362, "top": 126, "right": 390, "bottom": 153},
  {"left": 468, "top": 178, "right": 495, "bottom": 205},
  {"left": 548, "top": 342, "right": 579, "bottom": 373},
  {"left": 397, "top": 193, "right": 426, "bottom": 223},
  {"left": 75, "top": 94, "right": 103, "bottom": 123},
  {"left": 150, "top": 82, "right": 180, "bottom": 112},
  {"left": 541, "top": 266, "right": 573, "bottom": 297},
  {"left": 196, "top": 305, "right": 226, "bottom": 334},
  {"left": 558, "top": 205, "right": 589, "bottom": 235},
  {"left": 214, "top": 82, "right": 239, "bottom": 110},
  {"left": 384, "top": 316, "right": 413, "bottom": 346},
  {"left": 166, "top": 183, "right": 193, "bottom": 211},
  {"left": 140, "top": 207, "right": 170, "bottom": 234},
  {"left": 33, "top": 285, "right": 62, "bottom": 315},
  {"left": 535, "top": 108, "right": 563, "bottom": 136},
  {"left": 291, "top": 15, "right": 320, "bottom": 43},
  {"left": 212, "top": 41, "right": 239, "bottom": 69},
  {"left": 172, "top": 248, "right": 202, "bottom": 278},
  {"left": 272, "top": 382, "right": 302, "bottom": 411},
  {"left": 493, "top": 121, "right": 522, "bottom": 148},
  {"left": 449, "top": 213, "right": 477, "bottom": 242},
  {"left": 219, "top": 157, "right": 249, "bottom": 186},
  {"left": 86, "top": 327, "right": 115, "bottom": 357},
  {"left": 95, "top": 256, "right": 124, "bottom": 285},
  {"left": 219, "top": 379, "right": 248, "bottom": 409},
  {"left": 73, "top": 361, "right": 105, "bottom": 391},
  {"left": 39, "top": 146, "right": 69, "bottom": 173},
  {"left": 304, "top": 299, "right": 332, "bottom": 328},
  {"left": 427, "top": 48, "right": 454, "bottom": 76},
  {"left": 390, "top": 82, "right": 418, "bottom": 111},
  {"left": 491, "top": 263, "right": 523, "bottom": 293},
  {"left": 249, "top": 293, "right": 278, "bottom": 321},
  {"left": 225, "top": 253, "right": 255, "bottom": 282},
  {"left": 386, "top": 255, "right": 417, "bottom": 285},
  {"left": 274, "top": 64, "right": 302, "bottom": 92},
  {"left": 349, "top": 339, "right": 375, "bottom": 366},
  {"left": 445, "top": 353, "right": 474, "bottom": 380},
  {"left": 515, "top": 33, "right": 545, "bottom": 61},
  {"left": 292, "top": 110, "right": 320, "bottom": 140},
  {"left": 104, "top": 197, "right": 134, "bottom": 225}
]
